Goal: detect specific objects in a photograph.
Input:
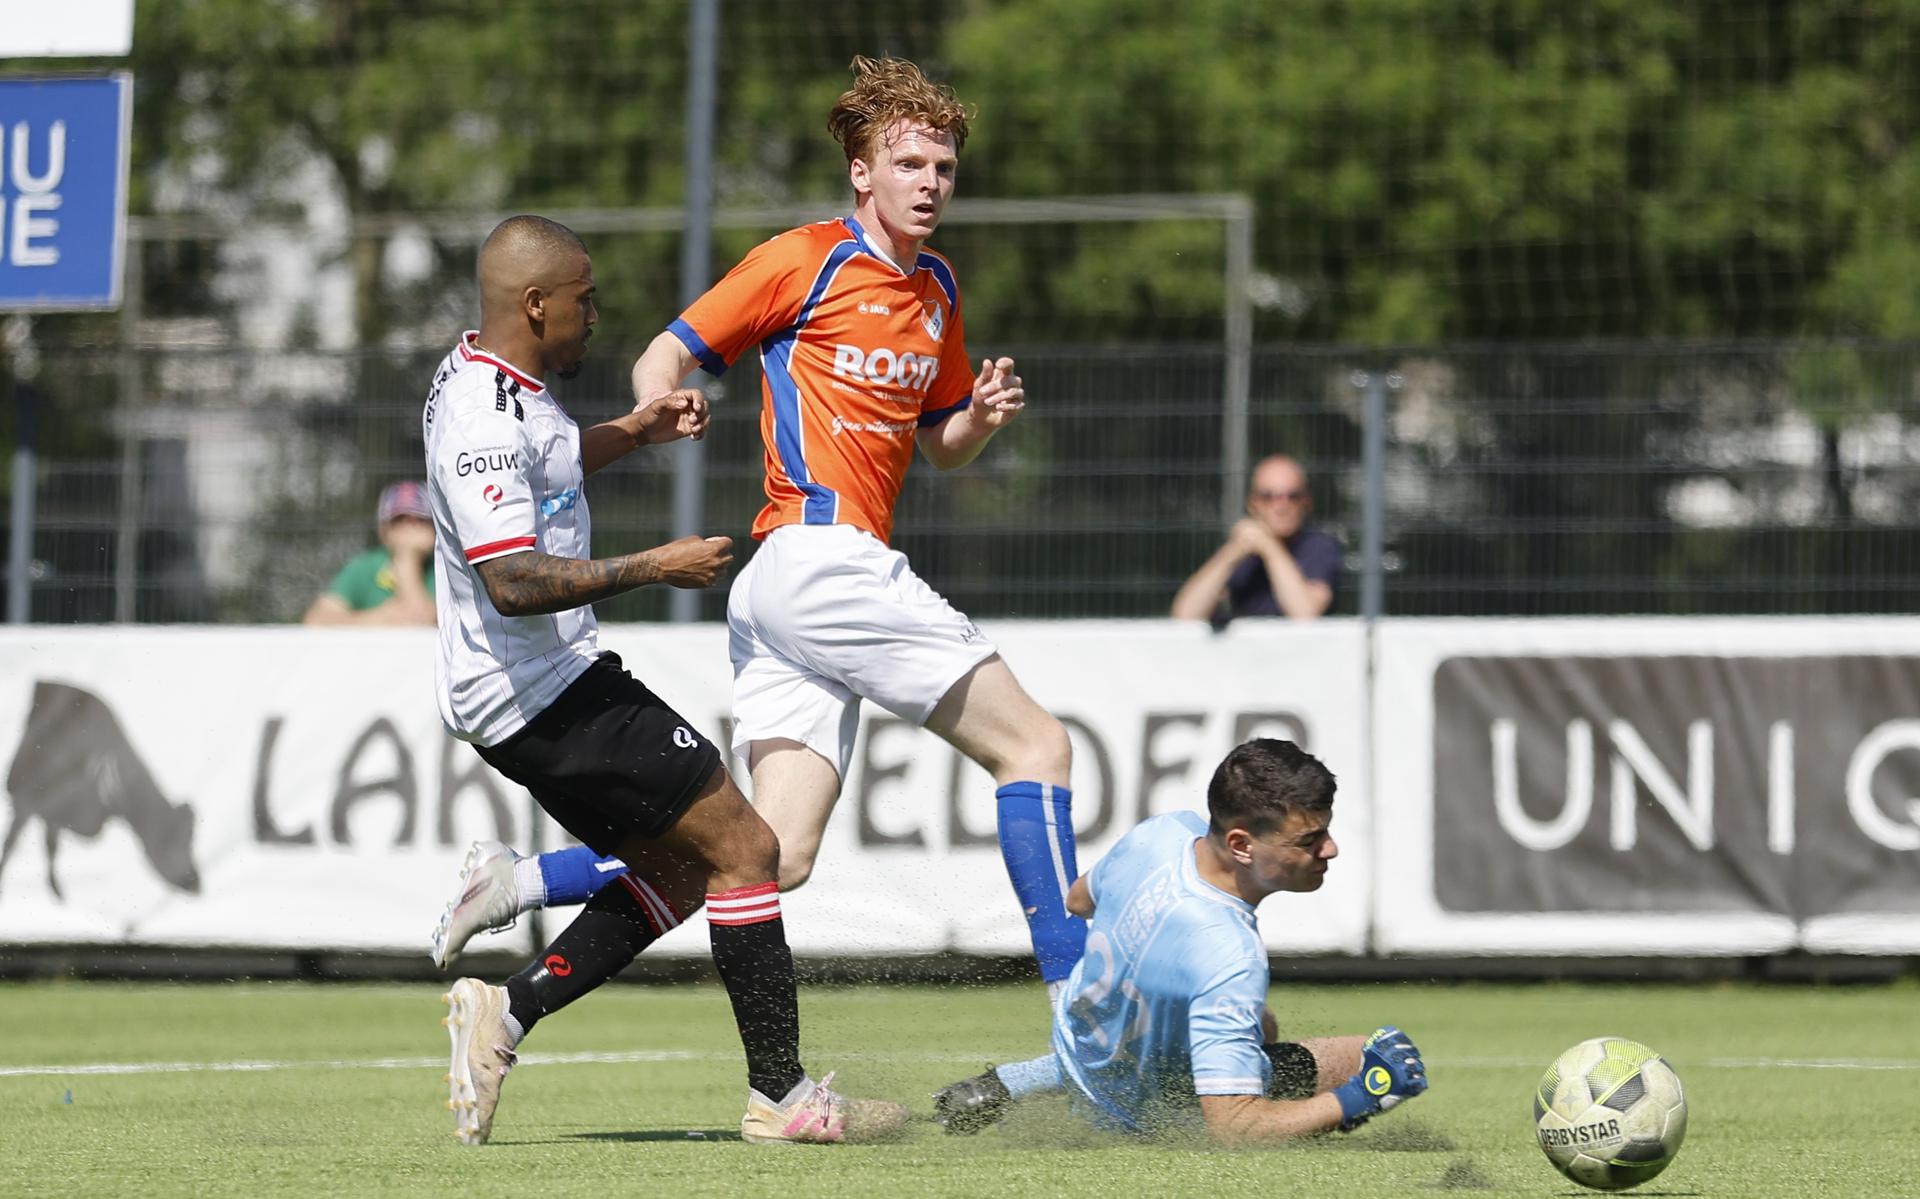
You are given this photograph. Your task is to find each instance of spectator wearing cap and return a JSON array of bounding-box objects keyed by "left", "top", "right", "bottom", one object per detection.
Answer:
[
  {"left": 302, "top": 481, "right": 438, "bottom": 626},
  {"left": 1171, "top": 455, "right": 1343, "bottom": 625}
]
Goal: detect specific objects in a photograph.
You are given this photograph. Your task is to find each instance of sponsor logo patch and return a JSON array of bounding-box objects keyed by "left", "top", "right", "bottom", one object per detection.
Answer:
[
  {"left": 830, "top": 343, "right": 940, "bottom": 393},
  {"left": 456, "top": 448, "right": 518, "bottom": 477},
  {"left": 830, "top": 415, "right": 915, "bottom": 437}
]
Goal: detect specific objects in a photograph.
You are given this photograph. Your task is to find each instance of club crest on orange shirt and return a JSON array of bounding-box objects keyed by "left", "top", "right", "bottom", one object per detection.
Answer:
[{"left": 921, "top": 298, "right": 945, "bottom": 342}]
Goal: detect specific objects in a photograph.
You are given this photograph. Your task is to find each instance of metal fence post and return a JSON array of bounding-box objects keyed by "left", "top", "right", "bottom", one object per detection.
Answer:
[
  {"left": 114, "top": 237, "right": 145, "bottom": 623},
  {"left": 1357, "top": 371, "right": 1388, "bottom": 620},
  {"left": 1220, "top": 198, "right": 1253, "bottom": 529},
  {"left": 1354, "top": 366, "right": 1394, "bottom": 956},
  {"left": 7, "top": 374, "right": 36, "bottom": 625},
  {"left": 669, "top": 0, "right": 720, "bottom": 623}
]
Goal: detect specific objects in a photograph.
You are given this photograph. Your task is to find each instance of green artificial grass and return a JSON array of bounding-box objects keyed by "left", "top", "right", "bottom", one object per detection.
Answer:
[{"left": 2, "top": 977, "right": 1915, "bottom": 1196}]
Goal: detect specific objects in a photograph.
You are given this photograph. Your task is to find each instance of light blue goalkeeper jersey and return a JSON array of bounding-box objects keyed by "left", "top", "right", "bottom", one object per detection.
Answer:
[{"left": 1051, "top": 810, "right": 1272, "bottom": 1131}]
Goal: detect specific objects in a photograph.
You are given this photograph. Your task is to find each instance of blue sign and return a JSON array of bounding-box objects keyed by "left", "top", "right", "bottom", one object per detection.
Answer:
[{"left": 0, "top": 74, "right": 132, "bottom": 311}]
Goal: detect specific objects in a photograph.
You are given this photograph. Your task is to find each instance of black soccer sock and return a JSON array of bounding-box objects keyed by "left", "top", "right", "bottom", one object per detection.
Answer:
[
  {"left": 705, "top": 882, "right": 805, "bottom": 1100},
  {"left": 502, "top": 874, "right": 681, "bottom": 1036}
]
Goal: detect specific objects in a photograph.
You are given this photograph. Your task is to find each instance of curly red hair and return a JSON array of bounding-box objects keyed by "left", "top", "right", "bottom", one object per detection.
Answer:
[{"left": 826, "top": 55, "right": 975, "bottom": 163}]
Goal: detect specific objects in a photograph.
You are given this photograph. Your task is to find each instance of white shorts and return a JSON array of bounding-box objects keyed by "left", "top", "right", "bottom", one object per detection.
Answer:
[{"left": 727, "top": 523, "right": 998, "bottom": 778}]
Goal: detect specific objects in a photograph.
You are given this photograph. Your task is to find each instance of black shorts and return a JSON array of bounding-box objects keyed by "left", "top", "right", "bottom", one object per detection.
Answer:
[{"left": 474, "top": 653, "right": 723, "bottom": 856}]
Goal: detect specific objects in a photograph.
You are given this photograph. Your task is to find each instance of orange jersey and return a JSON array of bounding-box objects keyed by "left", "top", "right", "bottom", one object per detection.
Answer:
[{"left": 669, "top": 217, "right": 974, "bottom": 544}]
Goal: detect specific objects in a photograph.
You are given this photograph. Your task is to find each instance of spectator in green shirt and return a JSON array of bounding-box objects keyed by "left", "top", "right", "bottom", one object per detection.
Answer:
[{"left": 302, "top": 480, "right": 438, "bottom": 626}]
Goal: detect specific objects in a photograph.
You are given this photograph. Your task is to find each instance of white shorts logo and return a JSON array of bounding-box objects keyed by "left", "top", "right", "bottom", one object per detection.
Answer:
[{"left": 673, "top": 726, "right": 696, "bottom": 749}]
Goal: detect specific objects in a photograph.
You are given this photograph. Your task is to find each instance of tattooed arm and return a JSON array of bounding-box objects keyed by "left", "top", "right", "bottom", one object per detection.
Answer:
[{"left": 474, "top": 535, "right": 732, "bottom": 617}]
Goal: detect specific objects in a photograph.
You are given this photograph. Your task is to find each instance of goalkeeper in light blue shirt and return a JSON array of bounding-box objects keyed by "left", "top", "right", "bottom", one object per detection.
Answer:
[{"left": 932, "top": 738, "right": 1430, "bottom": 1143}]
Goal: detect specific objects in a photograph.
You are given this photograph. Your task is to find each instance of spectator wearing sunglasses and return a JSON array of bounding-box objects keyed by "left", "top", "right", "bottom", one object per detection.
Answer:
[{"left": 1171, "top": 455, "right": 1342, "bottom": 625}]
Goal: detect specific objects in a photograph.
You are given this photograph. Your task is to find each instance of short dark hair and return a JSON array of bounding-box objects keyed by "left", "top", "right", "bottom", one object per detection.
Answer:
[
  {"left": 1206, "top": 738, "right": 1336, "bottom": 837},
  {"left": 481, "top": 214, "right": 586, "bottom": 262}
]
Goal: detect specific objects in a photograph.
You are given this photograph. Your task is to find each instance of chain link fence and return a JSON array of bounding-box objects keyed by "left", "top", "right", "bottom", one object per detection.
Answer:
[
  {"left": 8, "top": 339, "right": 1920, "bottom": 623},
  {"left": 12, "top": 5, "right": 1920, "bottom": 621}
]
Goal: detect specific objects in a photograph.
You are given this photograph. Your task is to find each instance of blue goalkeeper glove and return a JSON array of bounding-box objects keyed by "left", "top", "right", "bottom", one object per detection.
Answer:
[{"left": 1332, "top": 1025, "right": 1429, "bottom": 1130}]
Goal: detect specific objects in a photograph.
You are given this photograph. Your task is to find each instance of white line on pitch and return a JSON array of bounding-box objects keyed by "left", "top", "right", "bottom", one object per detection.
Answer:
[
  {"left": 1433, "top": 1056, "right": 1920, "bottom": 1071},
  {"left": 0, "top": 1050, "right": 705, "bottom": 1078},
  {"left": 0, "top": 1048, "right": 990, "bottom": 1079},
  {"left": 3, "top": 1051, "right": 1915, "bottom": 1080},
  {"left": 1701, "top": 1057, "right": 1920, "bottom": 1071}
]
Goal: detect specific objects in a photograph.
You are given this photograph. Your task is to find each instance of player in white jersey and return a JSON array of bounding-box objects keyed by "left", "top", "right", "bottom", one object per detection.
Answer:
[
  {"left": 930, "top": 739, "right": 1431, "bottom": 1143},
  {"left": 429, "top": 215, "right": 904, "bottom": 1149}
]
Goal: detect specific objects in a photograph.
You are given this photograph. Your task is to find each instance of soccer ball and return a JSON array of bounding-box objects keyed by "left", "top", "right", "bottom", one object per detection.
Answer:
[{"left": 1533, "top": 1036, "right": 1687, "bottom": 1191}]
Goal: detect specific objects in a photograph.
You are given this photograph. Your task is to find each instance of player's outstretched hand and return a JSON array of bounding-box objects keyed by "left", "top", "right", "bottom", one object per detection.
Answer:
[
  {"left": 634, "top": 388, "right": 712, "bottom": 444},
  {"left": 651, "top": 535, "right": 733, "bottom": 588},
  {"left": 1332, "top": 1025, "right": 1429, "bottom": 1131},
  {"left": 972, "top": 357, "right": 1025, "bottom": 427}
]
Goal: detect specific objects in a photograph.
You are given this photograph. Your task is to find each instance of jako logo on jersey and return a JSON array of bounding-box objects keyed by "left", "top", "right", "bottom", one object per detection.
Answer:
[
  {"left": 455, "top": 448, "right": 519, "bottom": 476},
  {"left": 482, "top": 484, "right": 503, "bottom": 506},
  {"left": 921, "top": 299, "right": 945, "bottom": 341},
  {"left": 544, "top": 953, "right": 573, "bottom": 977},
  {"left": 673, "top": 727, "right": 696, "bottom": 749},
  {"left": 831, "top": 344, "right": 939, "bottom": 392},
  {"left": 538, "top": 487, "right": 578, "bottom": 517}
]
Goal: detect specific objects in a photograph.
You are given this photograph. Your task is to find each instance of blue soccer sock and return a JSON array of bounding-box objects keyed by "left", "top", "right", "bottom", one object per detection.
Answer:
[
  {"left": 995, "top": 781, "right": 1087, "bottom": 984},
  {"left": 994, "top": 1053, "right": 1065, "bottom": 1099},
  {"left": 537, "top": 845, "right": 628, "bottom": 907}
]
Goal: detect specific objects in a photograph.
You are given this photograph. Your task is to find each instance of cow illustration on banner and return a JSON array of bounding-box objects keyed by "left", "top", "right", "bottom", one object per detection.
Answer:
[{"left": 3, "top": 680, "right": 201, "bottom": 899}]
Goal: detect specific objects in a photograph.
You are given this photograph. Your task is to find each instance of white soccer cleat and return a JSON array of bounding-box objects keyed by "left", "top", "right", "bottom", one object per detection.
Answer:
[
  {"left": 431, "top": 841, "right": 524, "bottom": 969},
  {"left": 443, "top": 978, "right": 516, "bottom": 1146},
  {"left": 739, "top": 1072, "right": 909, "bottom": 1146}
]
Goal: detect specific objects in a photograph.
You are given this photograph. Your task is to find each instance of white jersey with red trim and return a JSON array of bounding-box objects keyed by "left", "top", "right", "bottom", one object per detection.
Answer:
[{"left": 423, "top": 332, "right": 599, "bottom": 746}]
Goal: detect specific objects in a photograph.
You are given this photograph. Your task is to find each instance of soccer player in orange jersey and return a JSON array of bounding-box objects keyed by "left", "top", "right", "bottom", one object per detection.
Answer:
[{"left": 632, "top": 55, "right": 1085, "bottom": 1002}]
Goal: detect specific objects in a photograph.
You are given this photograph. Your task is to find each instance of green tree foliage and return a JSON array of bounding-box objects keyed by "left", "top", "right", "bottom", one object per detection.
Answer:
[
  {"left": 12, "top": 2, "right": 1920, "bottom": 621},
  {"left": 11, "top": 1, "right": 1920, "bottom": 344},
  {"left": 121, "top": 0, "right": 695, "bottom": 342},
  {"left": 21, "top": 0, "right": 1920, "bottom": 344},
  {"left": 948, "top": 0, "right": 1920, "bottom": 342}
]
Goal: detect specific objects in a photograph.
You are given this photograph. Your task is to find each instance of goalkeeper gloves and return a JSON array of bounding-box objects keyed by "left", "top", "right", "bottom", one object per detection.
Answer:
[{"left": 1332, "top": 1025, "right": 1429, "bottom": 1130}]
